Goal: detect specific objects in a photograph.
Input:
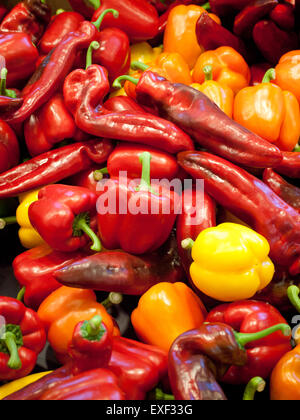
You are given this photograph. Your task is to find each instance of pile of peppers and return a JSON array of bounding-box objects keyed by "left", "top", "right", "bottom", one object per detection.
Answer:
[{"left": 0, "top": 0, "right": 300, "bottom": 402}]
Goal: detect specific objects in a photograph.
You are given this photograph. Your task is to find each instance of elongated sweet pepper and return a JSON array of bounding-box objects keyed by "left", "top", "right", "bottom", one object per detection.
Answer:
[
  {"left": 168, "top": 322, "right": 291, "bottom": 400},
  {"left": 275, "top": 50, "right": 300, "bottom": 103},
  {"left": 0, "top": 119, "right": 19, "bottom": 174},
  {"left": 0, "top": 371, "right": 52, "bottom": 400},
  {"left": 275, "top": 151, "right": 300, "bottom": 179},
  {"left": 177, "top": 151, "right": 300, "bottom": 276},
  {"left": 131, "top": 282, "right": 207, "bottom": 352},
  {"left": 234, "top": 68, "right": 300, "bottom": 152},
  {"left": 0, "top": 297, "right": 46, "bottom": 381},
  {"left": 28, "top": 185, "right": 101, "bottom": 253},
  {"left": 206, "top": 300, "right": 292, "bottom": 384},
  {"left": 270, "top": 2, "right": 295, "bottom": 31}
]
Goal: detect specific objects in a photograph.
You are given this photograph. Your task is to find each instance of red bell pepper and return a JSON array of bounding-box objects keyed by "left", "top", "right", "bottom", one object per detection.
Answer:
[
  {"left": 64, "top": 63, "right": 193, "bottom": 153},
  {"left": 177, "top": 151, "right": 300, "bottom": 276},
  {"left": 0, "top": 296, "right": 46, "bottom": 381},
  {"left": 206, "top": 300, "right": 292, "bottom": 384},
  {"left": 39, "top": 10, "right": 85, "bottom": 55},
  {"left": 97, "top": 151, "right": 179, "bottom": 255},
  {"left": 12, "top": 245, "right": 89, "bottom": 311},
  {"left": 3, "top": 21, "right": 96, "bottom": 125},
  {"left": 104, "top": 96, "right": 146, "bottom": 114},
  {"left": 0, "top": 0, "right": 51, "bottom": 44},
  {"left": 0, "top": 119, "right": 20, "bottom": 174},
  {"left": 54, "top": 231, "right": 184, "bottom": 295},
  {"left": 91, "top": 0, "right": 159, "bottom": 42},
  {"left": 28, "top": 184, "right": 101, "bottom": 253},
  {"left": 270, "top": 2, "right": 295, "bottom": 30},
  {"left": 67, "top": 165, "right": 105, "bottom": 194},
  {"left": 274, "top": 151, "right": 300, "bottom": 179},
  {"left": 0, "top": 32, "right": 39, "bottom": 88},
  {"left": 263, "top": 168, "right": 300, "bottom": 213},
  {"left": 24, "top": 93, "right": 77, "bottom": 157},
  {"left": 0, "top": 139, "right": 114, "bottom": 199}
]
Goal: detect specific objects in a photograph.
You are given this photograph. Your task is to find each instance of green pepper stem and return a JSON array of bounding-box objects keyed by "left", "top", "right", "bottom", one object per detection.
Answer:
[
  {"left": 201, "top": 2, "right": 211, "bottom": 11},
  {"left": 17, "top": 287, "right": 26, "bottom": 303},
  {"left": 131, "top": 61, "right": 149, "bottom": 71},
  {"left": 88, "top": 0, "right": 101, "bottom": 10},
  {"left": 92, "top": 8, "right": 119, "bottom": 31},
  {"left": 0, "top": 68, "right": 17, "bottom": 98},
  {"left": 235, "top": 324, "right": 291, "bottom": 349},
  {"left": 181, "top": 238, "right": 195, "bottom": 250},
  {"left": 93, "top": 167, "right": 109, "bottom": 181},
  {"left": 136, "top": 152, "right": 152, "bottom": 192},
  {"left": 0, "top": 216, "right": 17, "bottom": 229},
  {"left": 287, "top": 285, "right": 300, "bottom": 313},
  {"left": 84, "top": 315, "right": 103, "bottom": 338},
  {"left": 4, "top": 332, "right": 22, "bottom": 370},
  {"left": 86, "top": 41, "right": 100, "bottom": 70},
  {"left": 203, "top": 65, "right": 213, "bottom": 81},
  {"left": 155, "top": 389, "right": 175, "bottom": 401},
  {"left": 75, "top": 215, "right": 102, "bottom": 252},
  {"left": 294, "top": 144, "right": 300, "bottom": 153},
  {"left": 101, "top": 292, "right": 123, "bottom": 309},
  {"left": 243, "top": 377, "right": 266, "bottom": 401},
  {"left": 113, "top": 75, "right": 139, "bottom": 90},
  {"left": 56, "top": 8, "right": 65, "bottom": 14},
  {"left": 262, "top": 68, "right": 276, "bottom": 84}
]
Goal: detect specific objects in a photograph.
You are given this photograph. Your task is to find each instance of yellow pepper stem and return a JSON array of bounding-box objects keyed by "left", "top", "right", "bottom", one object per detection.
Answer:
[
  {"left": 235, "top": 324, "right": 291, "bottom": 349},
  {"left": 287, "top": 285, "right": 300, "bottom": 313},
  {"left": 243, "top": 377, "right": 266, "bottom": 401}
]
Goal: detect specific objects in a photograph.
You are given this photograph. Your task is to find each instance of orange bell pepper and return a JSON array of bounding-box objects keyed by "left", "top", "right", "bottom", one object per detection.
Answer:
[
  {"left": 37, "top": 286, "right": 119, "bottom": 363},
  {"left": 131, "top": 282, "right": 207, "bottom": 353},
  {"left": 233, "top": 68, "right": 300, "bottom": 152},
  {"left": 270, "top": 344, "right": 300, "bottom": 400},
  {"left": 163, "top": 5, "right": 221, "bottom": 69},
  {"left": 191, "top": 65, "right": 234, "bottom": 118},
  {"left": 275, "top": 50, "right": 300, "bottom": 104},
  {"left": 192, "top": 46, "right": 251, "bottom": 95}
]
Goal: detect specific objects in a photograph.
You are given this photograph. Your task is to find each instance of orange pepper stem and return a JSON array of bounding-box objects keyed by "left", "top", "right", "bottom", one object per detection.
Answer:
[
  {"left": 0, "top": 216, "right": 17, "bottom": 230},
  {"left": 3, "top": 332, "right": 22, "bottom": 370},
  {"left": 243, "top": 377, "right": 266, "bottom": 400},
  {"left": 203, "top": 65, "right": 213, "bottom": 81},
  {"left": 131, "top": 61, "right": 149, "bottom": 71},
  {"left": 92, "top": 8, "right": 119, "bottom": 31},
  {"left": 262, "top": 68, "right": 276, "bottom": 84},
  {"left": 113, "top": 75, "right": 139, "bottom": 90},
  {"left": 287, "top": 286, "right": 300, "bottom": 313},
  {"left": 86, "top": 41, "right": 100, "bottom": 70},
  {"left": 234, "top": 324, "right": 291, "bottom": 349},
  {"left": 93, "top": 167, "right": 108, "bottom": 181}
]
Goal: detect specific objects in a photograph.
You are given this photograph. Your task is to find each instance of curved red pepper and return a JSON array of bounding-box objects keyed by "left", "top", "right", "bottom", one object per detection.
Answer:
[
  {"left": 206, "top": 300, "right": 292, "bottom": 384},
  {"left": 270, "top": 3, "right": 295, "bottom": 30},
  {"left": 274, "top": 151, "right": 300, "bottom": 179},
  {"left": 0, "top": 120, "right": 20, "bottom": 174},
  {"left": 0, "top": 297, "right": 46, "bottom": 381}
]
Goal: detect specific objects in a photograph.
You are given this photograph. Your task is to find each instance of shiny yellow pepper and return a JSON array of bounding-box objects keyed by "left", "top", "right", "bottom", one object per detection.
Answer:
[
  {"left": 130, "top": 42, "right": 163, "bottom": 70},
  {"left": 0, "top": 371, "right": 52, "bottom": 400},
  {"left": 16, "top": 189, "right": 45, "bottom": 249},
  {"left": 183, "top": 223, "right": 275, "bottom": 302}
]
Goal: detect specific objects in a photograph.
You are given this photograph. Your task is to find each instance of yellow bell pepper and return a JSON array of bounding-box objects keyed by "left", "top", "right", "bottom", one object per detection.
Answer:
[
  {"left": 130, "top": 42, "right": 163, "bottom": 71},
  {"left": 0, "top": 371, "right": 52, "bottom": 400},
  {"left": 16, "top": 189, "right": 45, "bottom": 249},
  {"left": 184, "top": 223, "right": 274, "bottom": 302}
]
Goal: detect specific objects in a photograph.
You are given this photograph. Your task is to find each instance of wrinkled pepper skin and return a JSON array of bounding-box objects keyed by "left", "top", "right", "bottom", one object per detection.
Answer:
[
  {"left": 0, "top": 120, "right": 20, "bottom": 174},
  {"left": 0, "top": 139, "right": 114, "bottom": 199},
  {"left": 92, "top": 0, "right": 159, "bottom": 42},
  {"left": 0, "top": 297, "right": 46, "bottom": 381},
  {"left": 274, "top": 151, "right": 300, "bottom": 179},
  {"left": 177, "top": 151, "right": 300, "bottom": 276},
  {"left": 263, "top": 168, "right": 300, "bottom": 213},
  {"left": 206, "top": 300, "right": 292, "bottom": 384},
  {"left": 0, "top": 32, "right": 39, "bottom": 88},
  {"left": 54, "top": 231, "right": 184, "bottom": 295},
  {"left": 275, "top": 50, "right": 300, "bottom": 103},
  {"left": 12, "top": 245, "right": 89, "bottom": 311},
  {"left": 135, "top": 71, "right": 282, "bottom": 168}
]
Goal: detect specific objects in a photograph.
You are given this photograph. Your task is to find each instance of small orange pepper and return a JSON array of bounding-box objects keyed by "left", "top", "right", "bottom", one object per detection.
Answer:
[
  {"left": 233, "top": 68, "right": 300, "bottom": 152},
  {"left": 191, "top": 65, "right": 234, "bottom": 118},
  {"left": 37, "top": 286, "right": 119, "bottom": 363},
  {"left": 193, "top": 46, "right": 251, "bottom": 95},
  {"left": 270, "top": 344, "right": 300, "bottom": 400},
  {"left": 131, "top": 282, "right": 207, "bottom": 353},
  {"left": 275, "top": 50, "right": 300, "bottom": 103},
  {"left": 163, "top": 5, "right": 221, "bottom": 69}
]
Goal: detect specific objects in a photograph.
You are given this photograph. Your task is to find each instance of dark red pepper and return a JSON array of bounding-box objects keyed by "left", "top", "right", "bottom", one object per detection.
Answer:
[
  {"left": 274, "top": 151, "right": 300, "bottom": 179},
  {"left": 0, "top": 96, "right": 23, "bottom": 114},
  {"left": 0, "top": 119, "right": 20, "bottom": 174},
  {"left": 209, "top": 0, "right": 252, "bottom": 16},
  {"left": 269, "top": 2, "right": 295, "bottom": 30},
  {"left": 250, "top": 61, "right": 271, "bottom": 85},
  {"left": 0, "top": 6, "right": 7, "bottom": 22},
  {"left": 68, "top": 0, "right": 100, "bottom": 19}
]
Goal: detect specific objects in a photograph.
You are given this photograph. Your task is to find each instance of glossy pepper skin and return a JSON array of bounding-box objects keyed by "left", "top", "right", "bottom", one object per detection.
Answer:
[
  {"left": 28, "top": 185, "right": 100, "bottom": 253},
  {"left": 0, "top": 297, "right": 46, "bottom": 381},
  {"left": 234, "top": 69, "right": 300, "bottom": 152},
  {"left": 54, "top": 231, "right": 184, "bottom": 295},
  {"left": 0, "top": 95, "right": 23, "bottom": 113},
  {"left": 275, "top": 50, "right": 300, "bottom": 103},
  {"left": 206, "top": 300, "right": 292, "bottom": 384},
  {"left": 263, "top": 168, "right": 300, "bottom": 212},
  {"left": 3, "top": 21, "right": 96, "bottom": 126},
  {"left": 65, "top": 65, "right": 193, "bottom": 154},
  {"left": 13, "top": 244, "right": 88, "bottom": 311},
  {"left": 270, "top": 3, "right": 295, "bottom": 31},
  {"left": 0, "top": 120, "right": 19, "bottom": 174},
  {"left": 135, "top": 71, "right": 282, "bottom": 168},
  {"left": 131, "top": 282, "right": 207, "bottom": 353},
  {"left": 92, "top": 0, "right": 159, "bottom": 42},
  {"left": 0, "top": 0, "right": 51, "bottom": 44},
  {"left": 39, "top": 11, "right": 84, "bottom": 55},
  {"left": 37, "top": 286, "right": 118, "bottom": 364},
  {"left": 193, "top": 46, "right": 251, "bottom": 95},
  {"left": 187, "top": 223, "right": 274, "bottom": 302},
  {"left": 270, "top": 344, "right": 300, "bottom": 400},
  {"left": 0, "top": 139, "right": 114, "bottom": 199},
  {"left": 177, "top": 151, "right": 300, "bottom": 276},
  {"left": 0, "top": 371, "right": 52, "bottom": 400},
  {"left": 68, "top": 0, "right": 100, "bottom": 19},
  {"left": 274, "top": 151, "right": 300, "bottom": 179},
  {"left": 163, "top": 5, "right": 221, "bottom": 69},
  {"left": 0, "top": 33, "right": 39, "bottom": 88}
]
